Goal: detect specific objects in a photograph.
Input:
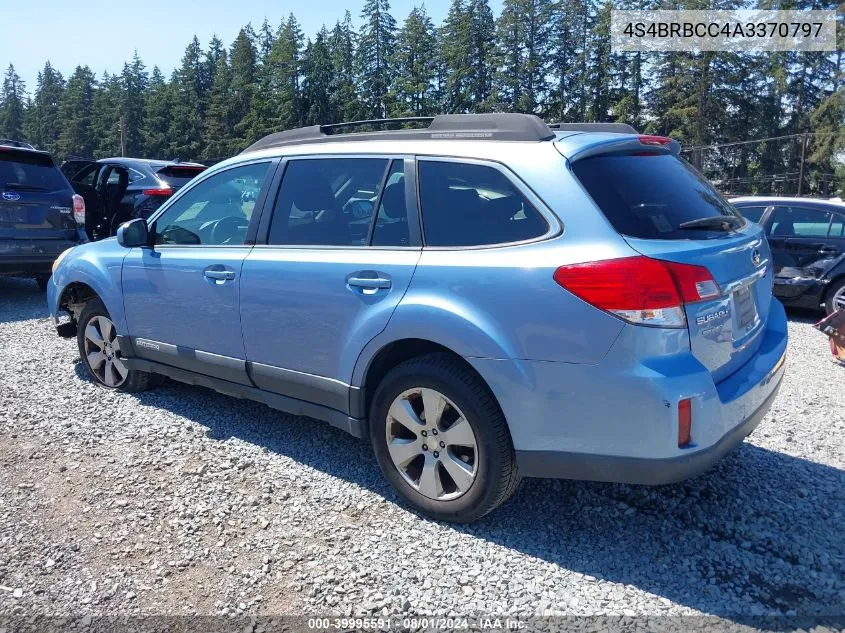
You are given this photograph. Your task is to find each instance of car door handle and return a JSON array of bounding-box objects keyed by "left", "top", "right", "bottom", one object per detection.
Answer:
[
  {"left": 204, "top": 269, "right": 235, "bottom": 281},
  {"left": 818, "top": 247, "right": 839, "bottom": 255},
  {"left": 347, "top": 276, "right": 391, "bottom": 289}
]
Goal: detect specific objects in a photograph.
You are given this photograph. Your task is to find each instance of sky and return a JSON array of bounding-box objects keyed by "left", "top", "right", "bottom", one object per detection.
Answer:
[{"left": 2, "top": 0, "right": 503, "bottom": 93}]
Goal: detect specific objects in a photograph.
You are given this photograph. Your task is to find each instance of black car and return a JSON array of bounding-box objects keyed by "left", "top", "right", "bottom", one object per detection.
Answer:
[
  {"left": 60, "top": 157, "right": 206, "bottom": 240},
  {"left": 731, "top": 196, "right": 845, "bottom": 314},
  {"left": 0, "top": 141, "right": 87, "bottom": 289}
]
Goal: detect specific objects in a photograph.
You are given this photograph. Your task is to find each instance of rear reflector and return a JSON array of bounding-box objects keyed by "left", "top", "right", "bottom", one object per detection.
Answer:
[
  {"left": 72, "top": 194, "right": 85, "bottom": 225},
  {"left": 678, "top": 399, "right": 692, "bottom": 447},
  {"left": 143, "top": 188, "right": 173, "bottom": 197},
  {"left": 553, "top": 256, "right": 721, "bottom": 328}
]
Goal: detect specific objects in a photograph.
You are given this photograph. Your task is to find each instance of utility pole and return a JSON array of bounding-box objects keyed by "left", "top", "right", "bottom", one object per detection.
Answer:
[
  {"left": 797, "top": 132, "right": 808, "bottom": 196},
  {"left": 119, "top": 116, "right": 126, "bottom": 157}
]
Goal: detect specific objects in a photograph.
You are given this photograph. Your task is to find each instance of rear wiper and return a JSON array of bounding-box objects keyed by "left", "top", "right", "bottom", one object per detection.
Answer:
[
  {"left": 678, "top": 216, "right": 742, "bottom": 231},
  {"left": 4, "top": 182, "right": 49, "bottom": 191}
]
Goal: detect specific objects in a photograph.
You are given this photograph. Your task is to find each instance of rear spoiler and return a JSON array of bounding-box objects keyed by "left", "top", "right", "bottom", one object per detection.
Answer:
[{"left": 559, "top": 134, "right": 682, "bottom": 161}]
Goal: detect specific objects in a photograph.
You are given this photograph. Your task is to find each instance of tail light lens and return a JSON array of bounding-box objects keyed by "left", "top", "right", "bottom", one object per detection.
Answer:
[
  {"left": 143, "top": 187, "right": 173, "bottom": 197},
  {"left": 72, "top": 194, "right": 85, "bottom": 225},
  {"left": 553, "top": 256, "right": 721, "bottom": 328}
]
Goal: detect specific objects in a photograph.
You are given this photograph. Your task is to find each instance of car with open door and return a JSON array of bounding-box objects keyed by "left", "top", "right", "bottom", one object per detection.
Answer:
[
  {"left": 0, "top": 141, "right": 86, "bottom": 289},
  {"left": 731, "top": 196, "right": 845, "bottom": 314},
  {"left": 61, "top": 157, "right": 206, "bottom": 240}
]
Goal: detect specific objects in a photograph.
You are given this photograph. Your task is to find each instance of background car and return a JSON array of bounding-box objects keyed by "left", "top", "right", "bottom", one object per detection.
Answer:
[
  {"left": 0, "top": 140, "right": 86, "bottom": 289},
  {"left": 731, "top": 196, "right": 845, "bottom": 314},
  {"left": 60, "top": 157, "right": 206, "bottom": 240}
]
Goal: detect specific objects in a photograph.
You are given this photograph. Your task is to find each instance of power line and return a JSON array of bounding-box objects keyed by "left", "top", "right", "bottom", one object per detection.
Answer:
[{"left": 682, "top": 131, "right": 841, "bottom": 153}]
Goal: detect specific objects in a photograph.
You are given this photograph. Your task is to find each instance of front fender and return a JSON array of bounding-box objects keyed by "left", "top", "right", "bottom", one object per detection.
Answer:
[{"left": 50, "top": 240, "right": 129, "bottom": 333}]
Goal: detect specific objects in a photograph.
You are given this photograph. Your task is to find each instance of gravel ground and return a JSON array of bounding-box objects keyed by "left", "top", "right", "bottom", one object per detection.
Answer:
[{"left": 0, "top": 276, "right": 843, "bottom": 626}]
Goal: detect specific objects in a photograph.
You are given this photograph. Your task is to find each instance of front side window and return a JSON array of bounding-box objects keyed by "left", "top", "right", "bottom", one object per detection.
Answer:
[
  {"left": 768, "top": 206, "right": 831, "bottom": 238},
  {"left": 418, "top": 160, "right": 548, "bottom": 247},
  {"left": 268, "top": 158, "right": 399, "bottom": 246},
  {"left": 153, "top": 161, "right": 271, "bottom": 246}
]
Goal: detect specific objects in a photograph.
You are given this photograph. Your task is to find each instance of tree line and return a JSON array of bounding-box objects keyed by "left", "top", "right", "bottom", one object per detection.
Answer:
[{"left": 0, "top": 0, "right": 842, "bottom": 195}]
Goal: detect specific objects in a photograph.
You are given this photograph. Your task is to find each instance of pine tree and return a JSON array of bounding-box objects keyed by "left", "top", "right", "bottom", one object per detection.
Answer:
[
  {"left": 440, "top": 0, "right": 472, "bottom": 113},
  {"left": 58, "top": 66, "right": 96, "bottom": 158},
  {"left": 329, "top": 12, "right": 362, "bottom": 121},
  {"left": 466, "top": 0, "right": 496, "bottom": 110},
  {"left": 169, "top": 36, "right": 207, "bottom": 160},
  {"left": 142, "top": 66, "right": 173, "bottom": 158},
  {"left": 358, "top": 0, "right": 397, "bottom": 118},
  {"left": 494, "top": 0, "right": 552, "bottom": 113},
  {"left": 91, "top": 72, "right": 122, "bottom": 157},
  {"left": 120, "top": 52, "right": 148, "bottom": 156},
  {"left": 265, "top": 14, "right": 305, "bottom": 132},
  {"left": 203, "top": 50, "right": 234, "bottom": 160},
  {"left": 392, "top": 6, "right": 438, "bottom": 116},
  {"left": 0, "top": 65, "right": 26, "bottom": 140},
  {"left": 229, "top": 28, "right": 259, "bottom": 148},
  {"left": 303, "top": 28, "right": 337, "bottom": 125},
  {"left": 27, "top": 62, "right": 65, "bottom": 154}
]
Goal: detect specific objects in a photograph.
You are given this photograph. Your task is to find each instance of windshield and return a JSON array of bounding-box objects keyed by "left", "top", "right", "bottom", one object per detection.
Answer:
[{"left": 571, "top": 152, "right": 743, "bottom": 240}]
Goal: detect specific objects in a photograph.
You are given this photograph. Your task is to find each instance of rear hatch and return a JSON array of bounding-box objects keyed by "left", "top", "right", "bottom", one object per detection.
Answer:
[
  {"left": 155, "top": 164, "right": 207, "bottom": 191},
  {"left": 0, "top": 148, "right": 77, "bottom": 240},
  {"left": 566, "top": 141, "right": 772, "bottom": 385}
]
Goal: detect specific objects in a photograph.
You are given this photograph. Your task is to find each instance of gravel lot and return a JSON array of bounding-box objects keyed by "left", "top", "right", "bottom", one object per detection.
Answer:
[{"left": 0, "top": 276, "right": 843, "bottom": 625}]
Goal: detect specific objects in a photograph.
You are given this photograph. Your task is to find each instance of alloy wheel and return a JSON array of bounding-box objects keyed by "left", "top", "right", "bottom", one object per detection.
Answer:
[
  {"left": 834, "top": 285, "right": 845, "bottom": 312},
  {"left": 385, "top": 387, "right": 479, "bottom": 501},
  {"left": 83, "top": 315, "right": 128, "bottom": 388}
]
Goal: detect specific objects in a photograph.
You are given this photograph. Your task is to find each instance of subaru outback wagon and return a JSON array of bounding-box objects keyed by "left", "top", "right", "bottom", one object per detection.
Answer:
[{"left": 48, "top": 114, "right": 788, "bottom": 522}]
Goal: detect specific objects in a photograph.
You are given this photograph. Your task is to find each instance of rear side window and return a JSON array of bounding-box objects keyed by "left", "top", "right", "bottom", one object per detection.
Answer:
[
  {"left": 418, "top": 160, "right": 548, "bottom": 247},
  {"left": 0, "top": 150, "right": 68, "bottom": 192},
  {"left": 768, "top": 206, "right": 832, "bottom": 238},
  {"left": 737, "top": 205, "right": 767, "bottom": 224},
  {"left": 157, "top": 165, "right": 207, "bottom": 188},
  {"left": 571, "top": 153, "right": 742, "bottom": 240}
]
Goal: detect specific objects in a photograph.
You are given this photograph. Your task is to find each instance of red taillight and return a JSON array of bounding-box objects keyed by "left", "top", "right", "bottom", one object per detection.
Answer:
[
  {"left": 143, "top": 187, "right": 172, "bottom": 197},
  {"left": 72, "top": 194, "right": 85, "bottom": 225},
  {"left": 678, "top": 398, "right": 692, "bottom": 447},
  {"left": 639, "top": 135, "right": 672, "bottom": 146},
  {"left": 553, "top": 256, "right": 720, "bottom": 328}
]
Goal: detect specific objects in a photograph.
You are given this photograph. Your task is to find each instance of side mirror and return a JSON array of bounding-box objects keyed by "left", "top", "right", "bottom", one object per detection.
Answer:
[{"left": 116, "top": 218, "right": 149, "bottom": 248}]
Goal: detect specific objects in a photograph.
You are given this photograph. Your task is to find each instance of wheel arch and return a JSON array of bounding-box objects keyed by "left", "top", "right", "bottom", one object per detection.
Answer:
[{"left": 354, "top": 338, "right": 508, "bottom": 426}]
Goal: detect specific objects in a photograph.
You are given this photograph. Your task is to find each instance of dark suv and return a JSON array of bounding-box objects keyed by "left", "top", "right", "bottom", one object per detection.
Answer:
[
  {"left": 1, "top": 141, "right": 86, "bottom": 289},
  {"left": 61, "top": 157, "right": 206, "bottom": 240}
]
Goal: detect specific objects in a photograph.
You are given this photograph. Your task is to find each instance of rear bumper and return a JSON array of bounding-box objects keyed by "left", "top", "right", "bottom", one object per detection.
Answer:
[
  {"left": 0, "top": 235, "right": 83, "bottom": 275},
  {"left": 470, "top": 297, "right": 789, "bottom": 485},
  {"left": 515, "top": 374, "right": 782, "bottom": 483}
]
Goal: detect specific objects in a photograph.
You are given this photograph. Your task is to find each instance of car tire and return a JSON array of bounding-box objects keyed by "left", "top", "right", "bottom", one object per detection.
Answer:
[
  {"left": 76, "top": 298, "right": 154, "bottom": 392},
  {"left": 369, "top": 353, "right": 521, "bottom": 522},
  {"left": 35, "top": 275, "right": 50, "bottom": 291},
  {"left": 824, "top": 278, "right": 845, "bottom": 315}
]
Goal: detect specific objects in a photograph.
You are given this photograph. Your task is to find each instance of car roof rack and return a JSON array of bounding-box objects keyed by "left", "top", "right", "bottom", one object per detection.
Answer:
[
  {"left": 0, "top": 138, "right": 35, "bottom": 150},
  {"left": 242, "top": 113, "right": 557, "bottom": 153},
  {"left": 547, "top": 122, "right": 639, "bottom": 134}
]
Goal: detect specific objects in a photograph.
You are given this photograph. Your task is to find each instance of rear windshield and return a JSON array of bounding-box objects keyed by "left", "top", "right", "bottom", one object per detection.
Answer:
[
  {"left": 571, "top": 153, "right": 743, "bottom": 240},
  {"left": 156, "top": 165, "right": 206, "bottom": 188},
  {"left": 0, "top": 150, "right": 67, "bottom": 192}
]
